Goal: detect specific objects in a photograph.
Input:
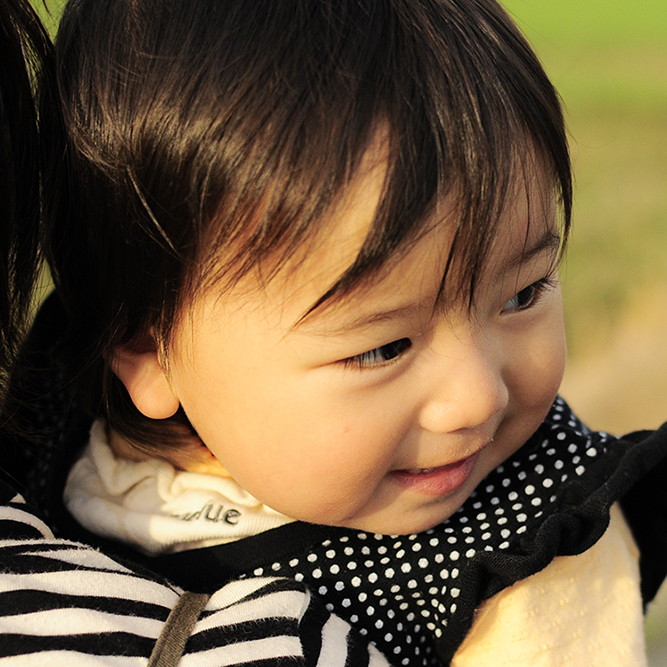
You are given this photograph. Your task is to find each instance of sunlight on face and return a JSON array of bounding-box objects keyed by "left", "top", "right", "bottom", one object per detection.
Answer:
[{"left": 163, "top": 148, "right": 566, "bottom": 535}]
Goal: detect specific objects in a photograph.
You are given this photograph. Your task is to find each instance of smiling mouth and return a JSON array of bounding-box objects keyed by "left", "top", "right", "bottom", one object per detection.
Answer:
[{"left": 391, "top": 450, "right": 483, "bottom": 497}]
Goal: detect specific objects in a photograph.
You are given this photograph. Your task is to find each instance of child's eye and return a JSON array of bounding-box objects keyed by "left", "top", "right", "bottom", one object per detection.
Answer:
[
  {"left": 502, "top": 278, "right": 557, "bottom": 313},
  {"left": 343, "top": 338, "right": 412, "bottom": 369}
]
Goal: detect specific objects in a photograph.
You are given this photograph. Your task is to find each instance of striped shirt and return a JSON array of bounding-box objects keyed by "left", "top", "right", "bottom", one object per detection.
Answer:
[{"left": 0, "top": 482, "right": 388, "bottom": 667}]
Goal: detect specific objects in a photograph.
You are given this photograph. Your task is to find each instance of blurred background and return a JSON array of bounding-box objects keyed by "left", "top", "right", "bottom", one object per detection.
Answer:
[{"left": 33, "top": 0, "right": 667, "bottom": 659}]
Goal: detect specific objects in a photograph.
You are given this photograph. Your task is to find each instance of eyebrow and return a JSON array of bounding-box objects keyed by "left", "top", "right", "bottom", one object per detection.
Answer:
[
  {"left": 296, "top": 227, "right": 562, "bottom": 336},
  {"left": 505, "top": 228, "right": 561, "bottom": 271}
]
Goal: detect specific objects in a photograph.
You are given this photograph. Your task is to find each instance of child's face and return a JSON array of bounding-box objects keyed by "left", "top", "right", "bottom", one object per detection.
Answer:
[{"left": 154, "top": 152, "right": 566, "bottom": 535}]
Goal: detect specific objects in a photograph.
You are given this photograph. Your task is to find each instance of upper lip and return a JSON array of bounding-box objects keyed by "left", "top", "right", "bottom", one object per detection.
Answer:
[{"left": 394, "top": 440, "right": 491, "bottom": 474}]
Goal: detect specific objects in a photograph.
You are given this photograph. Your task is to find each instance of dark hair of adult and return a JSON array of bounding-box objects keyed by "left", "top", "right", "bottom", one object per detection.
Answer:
[
  {"left": 47, "top": 0, "right": 572, "bottom": 455},
  {"left": 0, "top": 0, "right": 53, "bottom": 397}
]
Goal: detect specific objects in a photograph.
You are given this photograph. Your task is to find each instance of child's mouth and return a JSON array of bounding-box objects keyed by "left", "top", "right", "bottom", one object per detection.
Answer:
[{"left": 391, "top": 452, "right": 480, "bottom": 497}]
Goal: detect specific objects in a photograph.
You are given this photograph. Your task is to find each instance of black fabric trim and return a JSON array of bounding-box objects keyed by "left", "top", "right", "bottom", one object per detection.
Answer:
[
  {"left": 154, "top": 522, "right": 341, "bottom": 592},
  {"left": 619, "top": 427, "right": 667, "bottom": 605}
]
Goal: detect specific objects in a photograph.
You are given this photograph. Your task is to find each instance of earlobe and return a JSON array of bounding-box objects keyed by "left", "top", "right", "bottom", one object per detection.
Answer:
[{"left": 111, "top": 344, "right": 180, "bottom": 420}]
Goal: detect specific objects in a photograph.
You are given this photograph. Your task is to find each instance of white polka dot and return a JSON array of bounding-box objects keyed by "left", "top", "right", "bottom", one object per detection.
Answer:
[
  {"left": 351, "top": 576, "right": 362, "bottom": 587},
  {"left": 318, "top": 586, "right": 327, "bottom": 595},
  {"left": 450, "top": 551, "right": 460, "bottom": 561}
]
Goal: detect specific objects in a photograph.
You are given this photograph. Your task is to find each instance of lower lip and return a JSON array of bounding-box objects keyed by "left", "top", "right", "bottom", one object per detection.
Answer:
[{"left": 391, "top": 452, "right": 480, "bottom": 497}]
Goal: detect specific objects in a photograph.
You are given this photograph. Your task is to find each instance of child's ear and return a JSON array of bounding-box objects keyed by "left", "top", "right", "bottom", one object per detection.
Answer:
[{"left": 110, "top": 339, "right": 180, "bottom": 420}]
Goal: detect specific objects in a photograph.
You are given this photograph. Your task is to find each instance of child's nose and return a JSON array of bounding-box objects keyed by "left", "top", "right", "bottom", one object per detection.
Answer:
[{"left": 417, "top": 330, "right": 509, "bottom": 435}]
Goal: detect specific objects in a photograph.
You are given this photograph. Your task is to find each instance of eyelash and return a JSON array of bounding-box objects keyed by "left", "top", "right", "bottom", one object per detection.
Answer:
[
  {"left": 343, "top": 338, "right": 413, "bottom": 370},
  {"left": 502, "top": 277, "right": 558, "bottom": 313},
  {"left": 341, "top": 278, "right": 556, "bottom": 370}
]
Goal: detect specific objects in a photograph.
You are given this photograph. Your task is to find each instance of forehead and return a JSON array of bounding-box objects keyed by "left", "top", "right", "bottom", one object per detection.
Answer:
[
  {"left": 195, "top": 150, "right": 558, "bottom": 338},
  {"left": 289, "top": 155, "right": 558, "bottom": 325}
]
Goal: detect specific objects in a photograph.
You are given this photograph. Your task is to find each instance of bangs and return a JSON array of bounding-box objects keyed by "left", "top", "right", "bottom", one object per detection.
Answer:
[{"left": 184, "top": 0, "right": 571, "bottom": 325}]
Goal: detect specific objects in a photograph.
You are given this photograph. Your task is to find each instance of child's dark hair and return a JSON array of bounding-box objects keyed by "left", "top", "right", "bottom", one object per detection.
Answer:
[{"left": 47, "top": 0, "right": 572, "bottom": 456}]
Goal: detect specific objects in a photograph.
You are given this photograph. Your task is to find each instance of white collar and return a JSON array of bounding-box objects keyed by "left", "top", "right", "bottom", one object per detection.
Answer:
[{"left": 64, "top": 420, "right": 293, "bottom": 555}]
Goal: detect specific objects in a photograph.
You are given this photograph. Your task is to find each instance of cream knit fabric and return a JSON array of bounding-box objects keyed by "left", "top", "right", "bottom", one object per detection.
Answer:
[{"left": 454, "top": 503, "right": 646, "bottom": 666}]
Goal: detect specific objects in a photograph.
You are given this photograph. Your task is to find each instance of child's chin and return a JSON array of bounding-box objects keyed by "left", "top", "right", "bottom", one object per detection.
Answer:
[{"left": 333, "top": 505, "right": 462, "bottom": 536}]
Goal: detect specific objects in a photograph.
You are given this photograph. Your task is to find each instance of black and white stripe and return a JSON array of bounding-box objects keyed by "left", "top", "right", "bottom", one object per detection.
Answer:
[{"left": 0, "top": 486, "right": 386, "bottom": 667}]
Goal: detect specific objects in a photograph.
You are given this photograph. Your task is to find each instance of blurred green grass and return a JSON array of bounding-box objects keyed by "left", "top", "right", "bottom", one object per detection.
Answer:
[{"left": 503, "top": 0, "right": 667, "bottom": 356}]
